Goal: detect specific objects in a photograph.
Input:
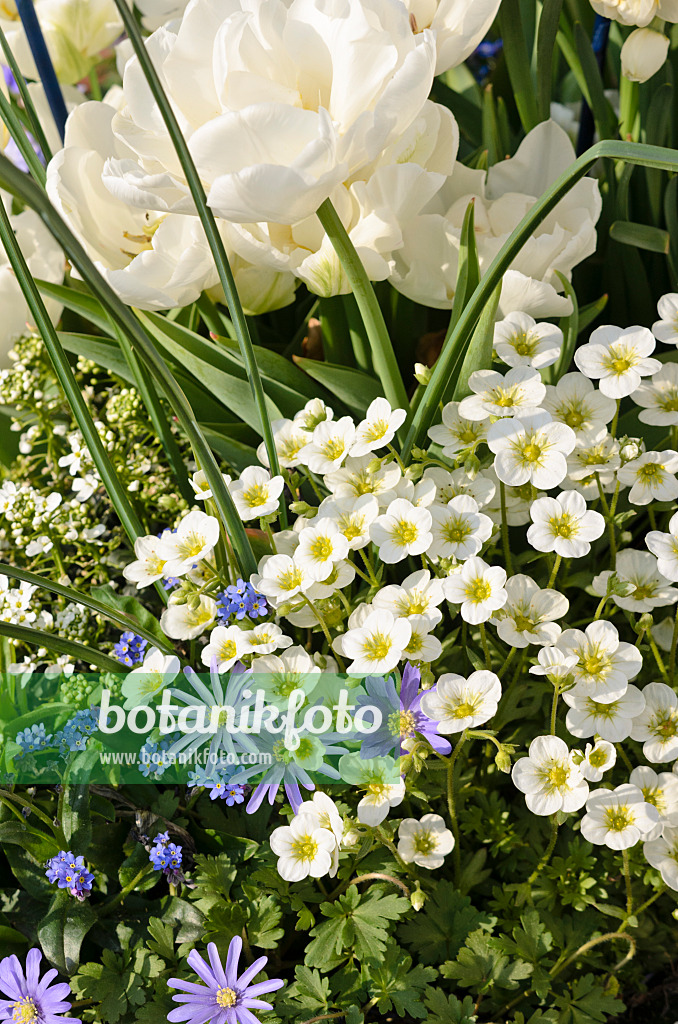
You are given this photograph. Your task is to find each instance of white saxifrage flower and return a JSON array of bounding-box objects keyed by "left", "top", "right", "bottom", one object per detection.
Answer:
[
  {"left": 339, "top": 754, "right": 406, "bottom": 825},
  {"left": 369, "top": 499, "right": 433, "bottom": 563},
  {"left": 427, "top": 401, "right": 488, "bottom": 456},
  {"left": 324, "top": 454, "right": 401, "bottom": 505},
  {"left": 251, "top": 646, "right": 321, "bottom": 703},
  {"left": 300, "top": 418, "right": 356, "bottom": 475},
  {"left": 566, "top": 428, "right": 620, "bottom": 497},
  {"left": 123, "top": 535, "right": 168, "bottom": 588},
  {"left": 252, "top": 554, "right": 312, "bottom": 604},
  {"left": 646, "top": 511, "right": 678, "bottom": 581},
  {"left": 121, "top": 647, "right": 180, "bottom": 711},
  {"left": 457, "top": 367, "right": 546, "bottom": 421},
  {"left": 490, "top": 574, "right": 568, "bottom": 648},
  {"left": 652, "top": 292, "right": 678, "bottom": 345},
  {"left": 257, "top": 419, "right": 311, "bottom": 469},
  {"left": 423, "top": 466, "right": 496, "bottom": 508},
  {"left": 617, "top": 450, "right": 678, "bottom": 505},
  {"left": 373, "top": 569, "right": 446, "bottom": 624},
  {"left": 397, "top": 813, "right": 455, "bottom": 868},
  {"left": 628, "top": 766, "right": 678, "bottom": 839},
  {"left": 488, "top": 411, "right": 576, "bottom": 489},
  {"left": 592, "top": 549, "right": 678, "bottom": 613},
  {"left": 563, "top": 684, "right": 645, "bottom": 742},
  {"left": 542, "top": 372, "right": 616, "bottom": 435},
  {"left": 530, "top": 646, "right": 578, "bottom": 683},
  {"left": 340, "top": 608, "right": 412, "bottom": 675},
  {"left": 420, "top": 670, "right": 502, "bottom": 732},
  {"left": 316, "top": 494, "right": 379, "bottom": 550},
  {"left": 580, "top": 784, "right": 659, "bottom": 849},
  {"left": 103, "top": 0, "right": 437, "bottom": 226},
  {"left": 630, "top": 682, "right": 678, "bottom": 762},
  {"left": 161, "top": 594, "right": 217, "bottom": 640},
  {"left": 230, "top": 467, "right": 284, "bottom": 520},
  {"left": 574, "top": 325, "right": 661, "bottom": 398},
  {"left": 632, "top": 364, "right": 678, "bottom": 426},
  {"left": 295, "top": 521, "right": 350, "bottom": 582},
  {"left": 158, "top": 510, "right": 220, "bottom": 577},
  {"left": 350, "top": 398, "right": 406, "bottom": 457},
  {"left": 402, "top": 614, "right": 443, "bottom": 663},
  {"left": 429, "top": 495, "right": 493, "bottom": 561},
  {"left": 270, "top": 812, "right": 337, "bottom": 881},
  {"left": 577, "top": 740, "right": 617, "bottom": 782},
  {"left": 239, "top": 623, "right": 293, "bottom": 657},
  {"left": 200, "top": 625, "right": 247, "bottom": 672},
  {"left": 444, "top": 556, "right": 507, "bottom": 624},
  {"left": 644, "top": 826, "right": 678, "bottom": 890},
  {"left": 527, "top": 490, "right": 605, "bottom": 558},
  {"left": 512, "top": 735, "right": 589, "bottom": 815},
  {"left": 493, "top": 312, "right": 563, "bottom": 369},
  {"left": 556, "top": 620, "right": 642, "bottom": 703},
  {"left": 296, "top": 793, "right": 344, "bottom": 876}
]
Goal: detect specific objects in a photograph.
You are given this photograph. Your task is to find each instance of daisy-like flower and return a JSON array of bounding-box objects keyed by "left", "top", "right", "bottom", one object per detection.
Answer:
[
  {"left": 230, "top": 467, "right": 284, "bottom": 520},
  {"left": 630, "top": 682, "right": 678, "bottom": 762},
  {"left": 167, "top": 936, "right": 283, "bottom": 1024},
  {"left": 373, "top": 569, "right": 446, "bottom": 625},
  {"left": 644, "top": 826, "right": 678, "bottom": 890},
  {"left": 458, "top": 367, "right": 546, "bottom": 421},
  {"left": 316, "top": 494, "right": 379, "bottom": 550},
  {"left": 294, "top": 521, "right": 349, "bottom": 582},
  {"left": 239, "top": 623, "right": 293, "bottom": 657},
  {"left": 402, "top": 614, "right": 443, "bottom": 663},
  {"left": 490, "top": 574, "right": 568, "bottom": 648},
  {"left": 299, "top": 417, "right": 356, "bottom": 475},
  {"left": 188, "top": 469, "right": 232, "bottom": 502},
  {"left": 427, "top": 401, "right": 487, "bottom": 457},
  {"left": 250, "top": 646, "right": 320, "bottom": 703},
  {"left": 159, "top": 511, "right": 221, "bottom": 578},
  {"left": 488, "top": 411, "right": 576, "bottom": 489},
  {"left": 355, "top": 663, "right": 452, "bottom": 758},
  {"left": 493, "top": 312, "right": 563, "bottom": 369},
  {"left": 563, "top": 684, "right": 645, "bottom": 742},
  {"left": 428, "top": 495, "right": 493, "bottom": 561},
  {"left": 542, "top": 372, "right": 616, "bottom": 435},
  {"left": 340, "top": 608, "right": 412, "bottom": 676},
  {"left": 629, "top": 765, "right": 678, "bottom": 839},
  {"left": 526, "top": 490, "right": 605, "bottom": 557},
  {"left": 397, "top": 814, "right": 455, "bottom": 869},
  {"left": 444, "top": 556, "right": 507, "bottom": 624},
  {"left": 652, "top": 292, "right": 678, "bottom": 345},
  {"left": 574, "top": 324, "right": 661, "bottom": 399},
  {"left": 617, "top": 449, "right": 678, "bottom": 505},
  {"left": 580, "top": 784, "right": 659, "bottom": 849},
  {"left": 369, "top": 499, "right": 432, "bottom": 564},
  {"left": 421, "top": 670, "right": 501, "bottom": 733},
  {"left": 324, "top": 455, "right": 401, "bottom": 505},
  {"left": 646, "top": 511, "right": 678, "bottom": 581},
  {"left": 257, "top": 418, "right": 310, "bottom": 469},
  {"left": 557, "top": 620, "right": 642, "bottom": 703},
  {"left": 512, "top": 735, "right": 589, "bottom": 815},
  {"left": 338, "top": 753, "right": 405, "bottom": 826},
  {"left": 566, "top": 428, "right": 620, "bottom": 497},
  {"left": 200, "top": 625, "right": 248, "bottom": 673},
  {"left": 294, "top": 398, "right": 333, "bottom": 433},
  {"left": 296, "top": 792, "right": 344, "bottom": 876},
  {"left": 251, "top": 554, "right": 312, "bottom": 604},
  {"left": 123, "top": 534, "right": 167, "bottom": 588},
  {"left": 0, "top": 948, "right": 77, "bottom": 1024},
  {"left": 632, "top": 363, "right": 678, "bottom": 425},
  {"left": 121, "top": 647, "right": 180, "bottom": 711},
  {"left": 161, "top": 595, "right": 217, "bottom": 641},
  {"left": 269, "top": 812, "right": 337, "bottom": 881},
  {"left": 350, "top": 398, "right": 406, "bottom": 457},
  {"left": 577, "top": 740, "right": 616, "bottom": 782},
  {"left": 592, "top": 549, "right": 678, "bottom": 613},
  {"left": 529, "top": 646, "right": 578, "bottom": 683},
  {"left": 423, "top": 466, "right": 496, "bottom": 508}
]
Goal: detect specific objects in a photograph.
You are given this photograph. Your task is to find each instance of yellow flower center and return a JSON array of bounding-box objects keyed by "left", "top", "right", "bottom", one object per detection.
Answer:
[
  {"left": 388, "top": 709, "right": 417, "bottom": 738},
  {"left": 452, "top": 700, "right": 478, "bottom": 719},
  {"left": 219, "top": 639, "right": 237, "bottom": 660},
  {"left": 363, "top": 633, "right": 392, "bottom": 661},
  {"left": 588, "top": 748, "right": 608, "bottom": 768},
  {"left": 512, "top": 332, "right": 537, "bottom": 357},
  {"left": 279, "top": 567, "right": 304, "bottom": 591},
  {"left": 391, "top": 520, "right": 419, "bottom": 547},
  {"left": 466, "top": 578, "right": 492, "bottom": 603},
  {"left": 547, "top": 764, "right": 569, "bottom": 787},
  {"left": 321, "top": 439, "right": 347, "bottom": 461},
  {"left": 492, "top": 386, "right": 520, "bottom": 408},
  {"left": 443, "top": 519, "right": 472, "bottom": 544},
  {"left": 177, "top": 532, "right": 205, "bottom": 559},
  {"left": 292, "top": 835, "right": 319, "bottom": 861},
  {"left": 216, "top": 987, "right": 238, "bottom": 1008},
  {"left": 604, "top": 807, "right": 632, "bottom": 832},
  {"left": 310, "top": 537, "right": 334, "bottom": 561},
  {"left": 412, "top": 830, "right": 437, "bottom": 855},
  {"left": 522, "top": 442, "right": 543, "bottom": 462},
  {"left": 563, "top": 407, "right": 586, "bottom": 429},
  {"left": 242, "top": 483, "right": 269, "bottom": 508},
  {"left": 11, "top": 1000, "right": 38, "bottom": 1023},
  {"left": 550, "top": 512, "right": 576, "bottom": 538},
  {"left": 638, "top": 462, "right": 663, "bottom": 481},
  {"left": 654, "top": 710, "right": 678, "bottom": 739},
  {"left": 364, "top": 418, "right": 390, "bottom": 441}
]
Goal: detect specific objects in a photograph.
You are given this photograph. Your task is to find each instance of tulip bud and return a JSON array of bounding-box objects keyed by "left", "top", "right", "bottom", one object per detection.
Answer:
[{"left": 621, "top": 28, "right": 669, "bottom": 83}]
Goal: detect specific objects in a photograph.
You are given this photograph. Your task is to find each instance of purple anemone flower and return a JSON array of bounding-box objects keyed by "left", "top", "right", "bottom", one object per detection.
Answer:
[
  {"left": 168, "top": 936, "right": 283, "bottom": 1024},
  {"left": 355, "top": 662, "right": 452, "bottom": 758},
  {"left": 0, "top": 947, "right": 79, "bottom": 1023}
]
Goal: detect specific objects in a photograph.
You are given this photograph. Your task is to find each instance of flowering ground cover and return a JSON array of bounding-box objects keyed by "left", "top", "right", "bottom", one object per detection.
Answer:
[{"left": 0, "top": 1, "right": 677, "bottom": 1022}]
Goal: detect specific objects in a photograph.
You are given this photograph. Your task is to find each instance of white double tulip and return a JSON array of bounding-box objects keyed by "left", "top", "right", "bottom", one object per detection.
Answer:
[
  {"left": 589, "top": 0, "right": 678, "bottom": 26},
  {"left": 390, "top": 120, "right": 602, "bottom": 318},
  {"left": 102, "top": 0, "right": 437, "bottom": 226},
  {"left": 403, "top": 0, "right": 502, "bottom": 74},
  {"left": 46, "top": 102, "right": 295, "bottom": 313}
]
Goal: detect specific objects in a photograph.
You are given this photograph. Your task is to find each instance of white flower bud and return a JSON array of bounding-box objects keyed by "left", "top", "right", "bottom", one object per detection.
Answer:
[{"left": 621, "top": 28, "right": 669, "bottom": 83}]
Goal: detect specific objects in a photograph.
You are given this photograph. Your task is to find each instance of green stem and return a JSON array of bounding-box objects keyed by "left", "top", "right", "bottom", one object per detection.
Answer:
[
  {"left": 550, "top": 682, "right": 560, "bottom": 735},
  {"left": 446, "top": 731, "right": 469, "bottom": 882},
  {"left": 621, "top": 848, "right": 633, "bottom": 917},
  {"left": 528, "top": 816, "right": 558, "bottom": 885},
  {"left": 99, "top": 865, "right": 154, "bottom": 917},
  {"left": 499, "top": 482, "right": 514, "bottom": 576},
  {"left": 316, "top": 199, "right": 408, "bottom": 417},
  {"left": 648, "top": 630, "right": 670, "bottom": 684},
  {"left": 670, "top": 604, "right": 678, "bottom": 685},
  {"left": 629, "top": 884, "right": 666, "bottom": 921},
  {"left": 479, "top": 622, "right": 492, "bottom": 670},
  {"left": 547, "top": 553, "right": 562, "bottom": 590}
]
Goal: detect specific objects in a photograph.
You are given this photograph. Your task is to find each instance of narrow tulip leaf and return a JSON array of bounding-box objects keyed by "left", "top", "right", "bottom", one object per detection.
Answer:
[
  {"left": 0, "top": 84, "right": 46, "bottom": 185},
  {"left": 578, "top": 293, "right": 608, "bottom": 334},
  {"left": 665, "top": 176, "right": 678, "bottom": 287},
  {"left": 0, "top": 562, "right": 174, "bottom": 654},
  {"left": 202, "top": 426, "right": 260, "bottom": 475},
  {"left": 482, "top": 85, "right": 500, "bottom": 167},
  {"left": 550, "top": 272, "right": 579, "bottom": 383},
  {"left": 453, "top": 283, "right": 502, "bottom": 401},
  {"left": 644, "top": 84, "right": 673, "bottom": 225},
  {"left": 293, "top": 357, "right": 383, "bottom": 418},
  {"left": 448, "top": 200, "right": 480, "bottom": 339},
  {"left": 318, "top": 296, "right": 354, "bottom": 366},
  {"left": 499, "top": 0, "right": 539, "bottom": 131},
  {"left": 0, "top": 24, "right": 53, "bottom": 161},
  {"left": 574, "top": 22, "right": 616, "bottom": 141},
  {"left": 0, "top": 621, "right": 123, "bottom": 672},
  {"left": 536, "top": 0, "right": 564, "bottom": 122},
  {"left": 37, "top": 279, "right": 116, "bottom": 334},
  {"left": 609, "top": 221, "right": 671, "bottom": 254}
]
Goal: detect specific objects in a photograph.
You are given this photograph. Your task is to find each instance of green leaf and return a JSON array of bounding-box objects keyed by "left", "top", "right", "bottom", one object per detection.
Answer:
[
  {"left": 37, "top": 280, "right": 115, "bottom": 334},
  {"left": 0, "top": 820, "right": 60, "bottom": 861},
  {"left": 283, "top": 965, "right": 330, "bottom": 1013},
  {"left": 147, "top": 917, "right": 177, "bottom": 960},
  {"left": 499, "top": 0, "right": 539, "bottom": 131},
  {"left": 61, "top": 785, "right": 92, "bottom": 851},
  {"left": 202, "top": 426, "right": 259, "bottom": 475},
  {"left": 306, "top": 886, "right": 410, "bottom": 969},
  {"left": 90, "top": 584, "right": 172, "bottom": 652},
  {"left": 573, "top": 22, "right": 616, "bottom": 141},
  {"left": 364, "top": 942, "right": 437, "bottom": 1019},
  {"left": 2, "top": 703, "right": 72, "bottom": 738},
  {"left": 0, "top": 621, "right": 123, "bottom": 673},
  {"left": 452, "top": 282, "right": 501, "bottom": 401},
  {"left": 553, "top": 973, "right": 625, "bottom": 1023},
  {"left": 609, "top": 221, "right": 671, "bottom": 254},
  {"left": 536, "top": 0, "right": 564, "bottom": 122},
  {"left": 398, "top": 881, "right": 490, "bottom": 964},
  {"left": 549, "top": 272, "right": 579, "bottom": 384},
  {"left": 247, "top": 894, "right": 285, "bottom": 949},
  {"left": 441, "top": 929, "right": 533, "bottom": 993},
  {"left": 424, "top": 988, "right": 478, "bottom": 1024},
  {"left": 38, "top": 890, "right": 96, "bottom": 973},
  {"left": 293, "top": 357, "right": 383, "bottom": 418}
]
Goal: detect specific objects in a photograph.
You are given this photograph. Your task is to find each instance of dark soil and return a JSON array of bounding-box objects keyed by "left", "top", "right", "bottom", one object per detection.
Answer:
[{"left": 610, "top": 968, "right": 678, "bottom": 1024}]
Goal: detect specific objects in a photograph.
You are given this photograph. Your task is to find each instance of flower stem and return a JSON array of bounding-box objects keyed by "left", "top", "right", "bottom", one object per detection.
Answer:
[
  {"left": 669, "top": 605, "right": 678, "bottom": 684},
  {"left": 528, "top": 816, "right": 558, "bottom": 885},
  {"left": 499, "top": 482, "right": 514, "bottom": 576},
  {"left": 446, "top": 731, "right": 469, "bottom": 882},
  {"left": 547, "top": 553, "right": 562, "bottom": 590},
  {"left": 621, "top": 848, "right": 633, "bottom": 917},
  {"left": 479, "top": 622, "right": 492, "bottom": 669},
  {"left": 550, "top": 682, "right": 561, "bottom": 735}
]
